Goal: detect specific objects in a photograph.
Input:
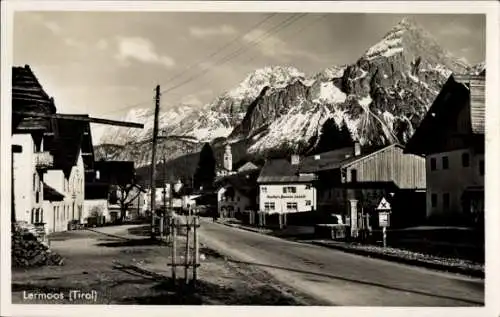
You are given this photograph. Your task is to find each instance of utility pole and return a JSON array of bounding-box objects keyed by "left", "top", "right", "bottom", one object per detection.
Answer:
[
  {"left": 163, "top": 156, "right": 167, "bottom": 213},
  {"left": 150, "top": 85, "right": 161, "bottom": 239}
]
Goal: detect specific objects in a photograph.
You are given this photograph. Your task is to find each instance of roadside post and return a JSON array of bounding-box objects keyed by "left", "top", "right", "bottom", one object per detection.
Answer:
[{"left": 376, "top": 197, "right": 392, "bottom": 248}]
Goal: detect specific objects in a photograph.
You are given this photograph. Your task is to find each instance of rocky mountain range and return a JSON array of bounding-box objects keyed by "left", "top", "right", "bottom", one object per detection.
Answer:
[{"left": 94, "top": 17, "right": 485, "bottom": 179}]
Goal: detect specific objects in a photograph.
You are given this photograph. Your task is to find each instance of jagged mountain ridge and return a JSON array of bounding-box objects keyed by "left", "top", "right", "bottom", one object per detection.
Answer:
[
  {"left": 95, "top": 17, "right": 483, "bottom": 169},
  {"left": 228, "top": 17, "right": 473, "bottom": 154},
  {"left": 96, "top": 66, "right": 307, "bottom": 146}
]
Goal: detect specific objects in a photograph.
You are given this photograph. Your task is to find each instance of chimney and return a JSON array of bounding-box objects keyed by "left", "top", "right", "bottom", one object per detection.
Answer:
[
  {"left": 354, "top": 142, "right": 361, "bottom": 156},
  {"left": 291, "top": 154, "right": 300, "bottom": 165}
]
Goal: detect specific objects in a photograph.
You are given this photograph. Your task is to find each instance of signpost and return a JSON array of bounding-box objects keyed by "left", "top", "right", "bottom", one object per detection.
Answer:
[{"left": 376, "top": 197, "right": 391, "bottom": 248}]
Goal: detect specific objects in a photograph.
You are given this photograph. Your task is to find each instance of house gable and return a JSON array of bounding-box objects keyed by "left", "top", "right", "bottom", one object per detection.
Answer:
[
  {"left": 405, "top": 74, "right": 485, "bottom": 156},
  {"left": 12, "top": 65, "right": 57, "bottom": 133},
  {"left": 44, "top": 117, "right": 87, "bottom": 178},
  {"left": 257, "top": 158, "right": 315, "bottom": 184}
]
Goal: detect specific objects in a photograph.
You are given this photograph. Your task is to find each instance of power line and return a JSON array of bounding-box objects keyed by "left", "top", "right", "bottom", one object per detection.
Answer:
[
  {"left": 159, "top": 13, "right": 308, "bottom": 96},
  {"left": 158, "top": 13, "right": 278, "bottom": 87},
  {"left": 100, "top": 13, "right": 278, "bottom": 116},
  {"left": 241, "top": 13, "right": 329, "bottom": 65},
  {"left": 101, "top": 13, "right": 308, "bottom": 117}
]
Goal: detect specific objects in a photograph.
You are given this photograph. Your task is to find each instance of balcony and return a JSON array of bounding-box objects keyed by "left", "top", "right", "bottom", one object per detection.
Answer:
[{"left": 34, "top": 151, "right": 54, "bottom": 169}]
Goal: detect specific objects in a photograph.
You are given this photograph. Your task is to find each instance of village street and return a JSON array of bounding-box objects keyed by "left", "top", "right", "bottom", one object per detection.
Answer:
[{"left": 199, "top": 218, "right": 484, "bottom": 306}]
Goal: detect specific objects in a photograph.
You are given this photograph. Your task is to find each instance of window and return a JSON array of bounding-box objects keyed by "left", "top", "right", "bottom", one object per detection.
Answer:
[
  {"left": 264, "top": 202, "right": 275, "bottom": 211},
  {"left": 96, "top": 170, "right": 100, "bottom": 180},
  {"left": 443, "top": 193, "right": 450, "bottom": 210},
  {"left": 431, "top": 194, "right": 437, "bottom": 208},
  {"left": 479, "top": 160, "right": 484, "bottom": 176},
  {"left": 306, "top": 200, "right": 311, "bottom": 206},
  {"left": 33, "top": 173, "right": 36, "bottom": 191},
  {"left": 430, "top": 158, "right": 437, "bottom": 171},
  {"left": 305, "top": 184, "right": 311, "bottom": 190},
  {"left": 462, "top": 153, "right": 470, "bottom": 167},
  {"left": 442, "top": 156, "right": 449, "bottom": 170},
  {"left": 283, "top": 186, "right": 296, "bottom": 194},
  {"left": 351, "top": 169, "right": 358, "bottom": 182},
  {"left": 261, "top": 187, "right": 267, "bottom": 193},
  {"left": 286, "top": 202, "right": 298, "bottom": 210}
]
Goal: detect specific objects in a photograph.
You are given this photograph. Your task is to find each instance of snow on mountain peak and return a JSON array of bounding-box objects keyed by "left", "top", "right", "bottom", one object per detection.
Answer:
[{"left": 227, "top": 65, "right": 305, "bottom": 100}]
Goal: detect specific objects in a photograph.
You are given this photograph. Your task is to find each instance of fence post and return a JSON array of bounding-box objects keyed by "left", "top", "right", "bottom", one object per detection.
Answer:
[
  {"left": 159, "top": 214, "right": 164, "bottom": 239},
  {"left": 185, "top": 216, "right": 190, "bottom": 285},
  {"left": 171, "top": 217, "right": 177, "bottom": 285},
  {"left": 193, "top": 216, "right": 199, "bottom": 288}
]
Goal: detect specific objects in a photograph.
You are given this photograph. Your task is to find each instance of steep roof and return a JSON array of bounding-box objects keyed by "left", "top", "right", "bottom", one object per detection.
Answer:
[
  {"left": 299, "top": 147, "right": 354, "bottom": 173},
  {"left": 257, "top": 158, "right": 316, "bottom": 184},
  {"left": 84, "top": 182, "right": 110, "bottom": 200},
  {"left": 94, "top": 160, "right": 135, "bottom": 185},
  {"left": 237, "top": 162, "right": 259, "bottom": 172},
  {"left": 290, "top": 144, "right": 404, "bottom": 174},
  {"left": 454, "top": 75, "right": 485, "bottom": 134},
  {"left": 43, "top": 183, "right": 65, "bottom": 202},
  {"left": 44, "top": 116, "right": 89, "bottom": 177},
  {"left": 340, "top": 144, "right": 405, "bottom": 168},
  {"left": 12, "top": 65, "right": 56, "bottom": 132},
  {"left": 405, "top": 74, "right": 485, "bottom": 155},
  {"left": 215, "top": 169, "right": 259, "bottom": 197}
]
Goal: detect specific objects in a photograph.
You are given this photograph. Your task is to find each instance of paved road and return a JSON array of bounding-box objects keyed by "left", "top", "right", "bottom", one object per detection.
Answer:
[{"left": 198, "top": 219, "right": 484, "bottom": 306}]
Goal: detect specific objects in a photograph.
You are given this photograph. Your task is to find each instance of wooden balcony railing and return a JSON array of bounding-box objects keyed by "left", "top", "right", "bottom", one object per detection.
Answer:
[{"left": 34, "top": 151, "right": 54, "bottom": 169}]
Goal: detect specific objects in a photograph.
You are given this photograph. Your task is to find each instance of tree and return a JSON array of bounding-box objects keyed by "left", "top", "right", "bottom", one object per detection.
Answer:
[
  {"left": 193, "top": 143, "right": 216, "bottom": 191},
  {"left": 114, "top": 181, "right": 145, "bottom": 222},
  {"left": 338, "top": 120, "right": 354, "bottom": 148},
  {"left": 313, "top": 118, "right": 353, "bottom": 154}
]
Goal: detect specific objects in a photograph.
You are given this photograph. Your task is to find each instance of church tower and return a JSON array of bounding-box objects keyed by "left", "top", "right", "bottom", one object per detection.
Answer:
[{"left": 223, "top": 143, "right": 232, "bottom": 172}]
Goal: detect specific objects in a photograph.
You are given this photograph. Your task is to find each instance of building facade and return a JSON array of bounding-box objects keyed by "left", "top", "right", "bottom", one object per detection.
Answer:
[
  {"left": 257, "top": 155, "right": 317, "bottom": 214},
  {"left": 11, "top": 65, "right": 56, "bottom": 232},
  {"left": 405, "top": 74, "right": 485, "bottom": 226},
  {"left": 12, "top": 134, "right": 51, "bottom": 226},
  {"left": 301, "top": 143, "right": 426, "bottom": 228}
]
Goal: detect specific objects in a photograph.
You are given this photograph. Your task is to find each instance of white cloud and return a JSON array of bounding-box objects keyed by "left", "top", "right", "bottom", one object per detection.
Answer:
[
  {"left": 64, "top": 38, "right": 84, "bottom": 48},
  {"left": 115, "top": 37, "right": 175, "bottom": 68},
  {"left": 43, "top": 21, "right": 62, "bottom": 35},
  {"left": 189, "top": 24, "right": 236, "bottom": 37}
]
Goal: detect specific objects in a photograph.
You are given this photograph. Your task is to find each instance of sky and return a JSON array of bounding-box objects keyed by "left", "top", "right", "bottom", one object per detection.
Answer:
[{"left": 13, "top": 12, "right": 485, "bottom": 123}]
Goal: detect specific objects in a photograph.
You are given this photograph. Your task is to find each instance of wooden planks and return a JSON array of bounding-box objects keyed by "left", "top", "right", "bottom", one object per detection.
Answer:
[{"left": 13, "top": 111, "right": 144, "bottom": 128}]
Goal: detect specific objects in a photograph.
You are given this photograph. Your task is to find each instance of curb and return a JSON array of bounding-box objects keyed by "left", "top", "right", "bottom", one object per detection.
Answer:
[
  {"left": 309, "top": 241, "right": 484, "bottom": 278},
  {"left": 219, "top": 222, "right": 484, "bottom": 278}
]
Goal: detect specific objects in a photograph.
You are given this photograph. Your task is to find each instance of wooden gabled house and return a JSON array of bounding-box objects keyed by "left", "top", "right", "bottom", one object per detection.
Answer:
[
  {"left": 11, "top": 65, "right": 56, "bottom": 227},
  {"left": 404, "top": 74, "right": 485, "bottom": 226},
  {"left": 301, "top": 142, "right": 426, "bottom": 230},
  {"left": 12, "top": 65, "right": 144, "bottom": 233},
  {"left": 42, "top": 116, "right": 93, "bottom": 232}
]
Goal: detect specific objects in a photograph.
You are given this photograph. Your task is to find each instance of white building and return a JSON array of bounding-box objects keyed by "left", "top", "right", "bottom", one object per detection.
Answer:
[
  {"left": 405, "top": 74, "right": 485, "bottom": 226},
  {"left": 217, "top": 186, "right": 251, "bottom": 218},
  {"left": 257, "top": 155, "right": 317, "bottom": 214},
  {"left": 12, "top": 133, "right": 50, "bottom": 226}
]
